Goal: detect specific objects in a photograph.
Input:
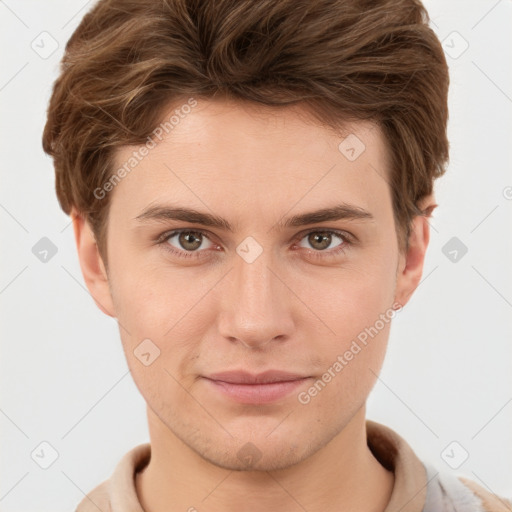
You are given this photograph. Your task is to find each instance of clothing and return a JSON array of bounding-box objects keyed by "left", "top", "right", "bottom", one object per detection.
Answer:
[{"left": 75, "top": 420, "right": 512, "bottom": 511}]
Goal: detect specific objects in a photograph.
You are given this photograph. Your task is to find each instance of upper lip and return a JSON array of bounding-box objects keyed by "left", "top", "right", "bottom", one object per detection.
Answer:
[{"left": 204, "top": 370, "right": 309, "bottom": 384}]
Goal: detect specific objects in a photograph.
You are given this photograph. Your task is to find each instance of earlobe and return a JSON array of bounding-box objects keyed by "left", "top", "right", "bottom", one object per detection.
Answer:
[{"left": 71, "top": 209, "right": 116, "bottom": 318}]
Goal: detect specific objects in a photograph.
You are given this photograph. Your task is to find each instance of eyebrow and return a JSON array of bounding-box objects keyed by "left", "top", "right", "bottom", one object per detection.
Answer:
[{"left": 134, "top": 203, "right": 374, "bottom": 231}]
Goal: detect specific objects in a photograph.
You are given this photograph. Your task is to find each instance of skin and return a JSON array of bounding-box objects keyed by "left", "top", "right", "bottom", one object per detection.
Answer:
[{"left": 72, "top": 97, "right": 434, "bottom": 512}]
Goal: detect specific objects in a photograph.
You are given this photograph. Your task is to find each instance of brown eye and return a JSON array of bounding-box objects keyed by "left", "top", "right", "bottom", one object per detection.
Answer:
[
  {"left": 299, "top": 231, "right": 345, "bottom": 251},
  {"left": 164, "top": 230, "right": 214, "bottom": 253},
  {"left": 309, "top": 232, "right": 331, "bottom": 250},
  {"left": 177, "top": 231, "right": 203, "bottom": 251}
]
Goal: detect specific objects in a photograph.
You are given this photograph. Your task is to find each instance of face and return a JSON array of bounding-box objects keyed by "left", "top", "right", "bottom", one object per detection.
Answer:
[{"left": 75, "top": 97, "right": 429, "bottom": 471}]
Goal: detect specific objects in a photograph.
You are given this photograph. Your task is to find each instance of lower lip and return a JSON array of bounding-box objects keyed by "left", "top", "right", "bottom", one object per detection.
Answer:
[{"left": 204, "top": 378, "right": 310, "bottom": 404}]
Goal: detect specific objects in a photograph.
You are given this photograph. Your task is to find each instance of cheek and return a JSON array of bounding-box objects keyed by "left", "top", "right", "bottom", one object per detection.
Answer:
[
  {"left": 108, "top": 257, "right": 214, "bottom": 388},
  {"left": 307, "top": 255, "right": 397, "bottom": 339},
  {"left": 299, "top": 319, "right": 392, "bottom": 418},
  {"left": 305, "top": 255, "right": 396, "bottom": 393},
  {"left": 109, "top": 249, "right": 197, "bottom": 331}
]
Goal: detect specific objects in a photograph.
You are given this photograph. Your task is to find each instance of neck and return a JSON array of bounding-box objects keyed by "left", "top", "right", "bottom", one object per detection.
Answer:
[{"left": 135, "top": 406, "right": 394, "bottom": 512}]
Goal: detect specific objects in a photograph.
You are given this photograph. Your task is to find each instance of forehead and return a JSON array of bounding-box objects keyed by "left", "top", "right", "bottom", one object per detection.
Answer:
[
  {"left": 109, "top": 98, "right": 392, "bottom": 224},
  {"left": 149, "top": 97, "right": 381, "bottom": 156}
]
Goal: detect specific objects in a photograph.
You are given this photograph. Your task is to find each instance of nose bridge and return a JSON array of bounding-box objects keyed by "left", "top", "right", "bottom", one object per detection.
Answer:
[
  {"left": 217, "top": 243, "right": 292, "bottom": 347},
  {"left": 235, "top": 251, "right": 274, "bottom": 308}
]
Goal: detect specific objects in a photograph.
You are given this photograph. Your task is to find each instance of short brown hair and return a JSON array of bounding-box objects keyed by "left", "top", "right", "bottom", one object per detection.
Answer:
[{"left": 42, "top": 0, "right": 449, "bottom": 269}]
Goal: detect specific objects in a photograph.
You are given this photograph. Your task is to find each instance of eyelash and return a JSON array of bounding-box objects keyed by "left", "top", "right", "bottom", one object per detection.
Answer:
[{"left": 155, "top": 228, "right": 354, "bottom": 261}]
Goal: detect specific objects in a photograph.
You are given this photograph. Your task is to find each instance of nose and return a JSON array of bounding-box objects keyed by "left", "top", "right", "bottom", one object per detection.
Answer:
[{"left": 217, "top": 248, "right": 295, "bottom": 349}]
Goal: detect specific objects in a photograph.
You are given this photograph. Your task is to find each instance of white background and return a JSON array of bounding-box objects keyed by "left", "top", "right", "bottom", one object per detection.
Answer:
[{"left": 1, "top": 1, "right": 511, "bottom": 510}]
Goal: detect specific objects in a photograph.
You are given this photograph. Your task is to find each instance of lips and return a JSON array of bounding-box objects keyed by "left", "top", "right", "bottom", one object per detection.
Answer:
[
  {"left": 204, "top": 369, "right": 309, "bottom": 384},
  {"left": 202, "top": 370, "right": 312, "bottom": 404}
]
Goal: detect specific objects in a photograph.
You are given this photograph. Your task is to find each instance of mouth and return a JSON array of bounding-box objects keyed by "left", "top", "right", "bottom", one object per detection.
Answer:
[{"left": 202, "top": 370, "right": 312, "bottom": 404}]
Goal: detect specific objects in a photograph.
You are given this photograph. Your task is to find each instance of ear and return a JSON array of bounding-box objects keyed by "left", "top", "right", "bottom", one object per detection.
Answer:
[
  {"left": 394, "top": 194, "right": 437, "bottom": 308},
  {"left": 71, "top": 209, "right": 116, "bottom": 318}
]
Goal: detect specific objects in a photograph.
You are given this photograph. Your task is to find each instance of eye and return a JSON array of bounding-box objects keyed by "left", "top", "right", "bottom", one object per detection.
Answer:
[
  {"left": 156, "top": 228, "right": 353, "bottom": 261},
  {"left": 295, "top": 230, "right": 351, "bottom": 258},
  {"left": 158, "top": 230, "right": 216, "bottom": 259}
]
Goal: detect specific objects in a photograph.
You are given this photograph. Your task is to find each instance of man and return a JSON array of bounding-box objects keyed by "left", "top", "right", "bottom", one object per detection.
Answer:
[{"left": 42, "top": 0, "right": 511, "bottom": 510}]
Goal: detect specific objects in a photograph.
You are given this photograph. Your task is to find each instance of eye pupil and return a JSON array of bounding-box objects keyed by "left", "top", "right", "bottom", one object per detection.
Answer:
[{"left": 309, "top": 232, "right": 331, "bottom": 250}]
